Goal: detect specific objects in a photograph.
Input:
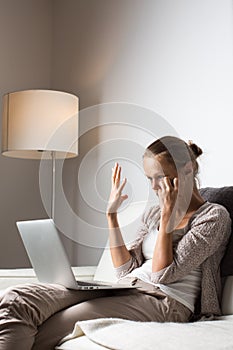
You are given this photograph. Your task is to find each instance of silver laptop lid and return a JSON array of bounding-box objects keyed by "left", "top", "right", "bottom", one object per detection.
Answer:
[{"left": 16, "top": 219, "right": 78, "bottom": 289}]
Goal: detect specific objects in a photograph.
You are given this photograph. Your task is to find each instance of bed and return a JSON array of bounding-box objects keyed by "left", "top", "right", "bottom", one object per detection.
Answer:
[
  {"left": 0, "top": 268, "right": 233, "bottom": 350},
  {"left": 0, "top": 186, "right": 233, "bottom": 349}
]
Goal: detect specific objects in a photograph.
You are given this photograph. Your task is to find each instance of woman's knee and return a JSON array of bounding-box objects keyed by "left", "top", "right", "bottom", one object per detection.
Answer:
[
  {"left": 0, "top": 285, "right": 34, "bottom": 327},
  {"left": 0, "top": 285, "right": 23, "bottom": 312},
  {"left": 0, "top": 284, "right": 57, "bottom": 327},
  {"left": 0, "top": 285, "right": 37, "bottom": 350}
]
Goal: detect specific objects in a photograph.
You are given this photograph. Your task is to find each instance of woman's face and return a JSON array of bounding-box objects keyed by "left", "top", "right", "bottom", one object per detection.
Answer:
[
  {"left": 143, "top": 154, "right": 194, "bottom": 208},
  {"left": 143, "top": 155, "right": 177, "bottom": 193}
]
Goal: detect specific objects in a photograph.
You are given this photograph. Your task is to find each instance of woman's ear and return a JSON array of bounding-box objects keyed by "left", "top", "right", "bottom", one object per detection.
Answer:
[{"left": 184, "top": 161, "right": 194, "bottom": 175}]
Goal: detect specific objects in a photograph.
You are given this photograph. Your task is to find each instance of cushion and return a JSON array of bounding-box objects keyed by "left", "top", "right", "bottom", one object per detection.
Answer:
[
  {"left": 94, "top": 201, "right": 154, "bottom": 283},
  {"left": 221, "top": 276, "right": 233, "bottom": 315},
  {"left": 200, "top": 186, "right": 233, "bottom": 276},
  {"left": 94, "top": 243, "right": 117, "bottom": 283}
]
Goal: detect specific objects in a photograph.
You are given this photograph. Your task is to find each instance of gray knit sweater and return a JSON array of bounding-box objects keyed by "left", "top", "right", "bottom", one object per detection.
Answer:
[{"left": 115, "top": 202, "right": 231, "bottom": 317}]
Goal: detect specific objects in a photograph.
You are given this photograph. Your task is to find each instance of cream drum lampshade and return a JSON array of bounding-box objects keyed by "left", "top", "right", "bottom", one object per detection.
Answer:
[{"left": 2, "top": 89, "right": 79, "bottom": 159}]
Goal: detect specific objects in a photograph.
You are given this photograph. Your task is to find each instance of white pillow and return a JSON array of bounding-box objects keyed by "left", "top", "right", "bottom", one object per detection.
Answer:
[
  {"left": 94, "top": 201, "right": 155, "bottom": 283},
  {"left": 93, "top": 243, "right": 117, "bottom": 283},
  {"left": 222, "top": 276, "right": 233, "bottom": 315}
]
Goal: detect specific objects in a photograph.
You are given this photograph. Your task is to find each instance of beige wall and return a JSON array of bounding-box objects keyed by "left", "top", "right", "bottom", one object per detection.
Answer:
[
  {"left": 51, "top": 0, "right": 233, "bottom": 265},
  {"left": 0, "top": 0, "right": 52, "bottom": 267},
  {"left": 1, "top": 0, "right": 233, "bottom": 267}
]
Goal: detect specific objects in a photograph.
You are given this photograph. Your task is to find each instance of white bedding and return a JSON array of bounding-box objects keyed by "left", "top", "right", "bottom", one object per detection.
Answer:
[
  {"left": 1, "top": 268, "right": 233, "bottom": 350},
  {"left": 56, "top": 316, "right": 233, "bottom": 350}
]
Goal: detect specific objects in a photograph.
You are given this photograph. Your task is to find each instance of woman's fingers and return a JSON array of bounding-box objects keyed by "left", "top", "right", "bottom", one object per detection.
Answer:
[
  {"left": 158, "top": 177, "right": 166, "bottom": 191},
  {"left": 111, "top": 162, "right": 127, "bottom": 195},
  {"left": 119, "top": 177, "right": 127, "bottom": 193},
  {"left": 116, "top": 163, "right": 121, "bottom": 183},
  {"left": 111, "top": 162, "right": 123, "bottom": 186},
  {"left": 107, "top": 164, "right": 128, "bottom": 214},
  {"left": 112, "top": 163, "right": 118, "bottom": 185},
  {"left": 173, "top": 177, "right": 178, "bottom": 190},
  {"left": 163, "top": 176, "right": 178, "bottom": 190}
]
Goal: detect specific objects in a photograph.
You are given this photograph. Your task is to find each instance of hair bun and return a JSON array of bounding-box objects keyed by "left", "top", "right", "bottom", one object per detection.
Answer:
[{"left": 188, "top": 141, "right": 203, "bottom": 158}]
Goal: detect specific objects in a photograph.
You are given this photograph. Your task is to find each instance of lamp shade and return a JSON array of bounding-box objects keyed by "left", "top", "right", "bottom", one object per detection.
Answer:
[{"left": 2, "top": 89, "right": 79, "bottom": 159}]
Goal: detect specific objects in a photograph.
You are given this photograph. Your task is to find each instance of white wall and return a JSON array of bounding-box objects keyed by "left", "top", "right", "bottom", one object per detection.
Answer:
[
  {"left": 1, "top": 0, "right": 232, "bottom": 267},
  {"left": 0, "top": 0, "right": 52, "bottom": 267},
  {"left": 51, "top": 0, "right": 233, "bottom": 265}
]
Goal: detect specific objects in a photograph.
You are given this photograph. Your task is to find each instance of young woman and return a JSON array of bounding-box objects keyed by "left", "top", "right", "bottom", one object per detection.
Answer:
[{"left": 0, "top": 136, "right": 231, "bottom": 350}]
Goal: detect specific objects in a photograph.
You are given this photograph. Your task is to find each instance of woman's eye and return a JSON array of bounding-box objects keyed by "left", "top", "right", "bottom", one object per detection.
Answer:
[{"left": 146, "top": 175, "right": 164, "bottom": 182}]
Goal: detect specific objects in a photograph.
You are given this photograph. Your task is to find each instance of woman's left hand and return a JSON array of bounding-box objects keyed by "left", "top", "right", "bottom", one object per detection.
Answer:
[{"left": 157, "top": 176, "right": 178, "bottom": 230}]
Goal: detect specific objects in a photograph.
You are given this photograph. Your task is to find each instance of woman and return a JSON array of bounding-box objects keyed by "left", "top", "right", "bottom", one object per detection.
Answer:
[{"left": 0, "top": 136, "right": 231, "bottom": 350}]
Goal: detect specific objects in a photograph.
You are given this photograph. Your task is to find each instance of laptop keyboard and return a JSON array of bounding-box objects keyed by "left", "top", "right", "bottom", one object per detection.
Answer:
[{"left": 76, "top": 280, "right": 110, "bottom": 287}]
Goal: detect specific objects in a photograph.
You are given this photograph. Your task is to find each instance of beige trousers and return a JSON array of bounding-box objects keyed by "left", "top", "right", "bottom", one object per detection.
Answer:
[{"left": 0, "top": 280, "right": 192, "bottom": 350}]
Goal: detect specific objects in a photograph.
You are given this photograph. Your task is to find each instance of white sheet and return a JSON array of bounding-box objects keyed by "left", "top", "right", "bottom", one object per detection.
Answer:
[
  {"left": 1, "top": 268, "right": 232, "bottom": 350},
  {"left": 57, "top": 316, "right": 233, "bottom": 350}
]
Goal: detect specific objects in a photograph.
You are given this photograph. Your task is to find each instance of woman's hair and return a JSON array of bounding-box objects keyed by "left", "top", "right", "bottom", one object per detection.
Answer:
[{"left": 144, "top": 135, "right": 203, "bottom": 177}]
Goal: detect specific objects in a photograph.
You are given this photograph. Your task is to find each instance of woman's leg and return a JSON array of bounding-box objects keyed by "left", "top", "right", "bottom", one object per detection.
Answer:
[
  {"left": 33, "top": 286, "right": 192, "bottom": 350},
  {"left": 0, "top": 283, "right": 110, "bottom": 350}
]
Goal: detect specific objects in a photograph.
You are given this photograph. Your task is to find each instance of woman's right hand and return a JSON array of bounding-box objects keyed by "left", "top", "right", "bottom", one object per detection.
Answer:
[{"left": 106, "top": 163, "right": 128, "bottom": 215}]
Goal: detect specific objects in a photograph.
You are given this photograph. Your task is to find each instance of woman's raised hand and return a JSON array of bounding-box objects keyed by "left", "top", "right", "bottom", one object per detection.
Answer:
[{"left": 106, "top": 163, "right": 128, "bottom": 215}]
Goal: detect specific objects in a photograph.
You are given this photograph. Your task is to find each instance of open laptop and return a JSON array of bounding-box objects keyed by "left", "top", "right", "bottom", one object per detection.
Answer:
[{"left": 16, "top": 219, "right": 137, "bottom": 291}]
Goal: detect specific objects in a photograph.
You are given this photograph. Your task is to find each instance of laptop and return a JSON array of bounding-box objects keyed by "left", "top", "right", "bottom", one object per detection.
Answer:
[{"left": 16, "top": 219, "right": 138, "bottom": 291}]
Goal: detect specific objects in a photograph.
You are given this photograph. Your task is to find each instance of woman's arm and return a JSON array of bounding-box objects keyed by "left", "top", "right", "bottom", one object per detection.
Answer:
[
  {"left": 106, "top": 163, "right": 131, "bottom": 268},
  {"left": 107, "top": 213, "right": 131, "bottom": 267},
  {"left": 152, "top": 225, "right": 173, "bottom": 272},
  {"left": 151, "top": 204, "right": 231, "bottom": 284},
  {"left": 152, "top": 176, "right": 178, "bottom": 272}
]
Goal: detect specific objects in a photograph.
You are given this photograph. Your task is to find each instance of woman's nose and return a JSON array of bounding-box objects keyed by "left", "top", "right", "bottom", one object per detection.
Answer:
[{"left": 151, "top": 179, "right": 160, "bottom": 190}]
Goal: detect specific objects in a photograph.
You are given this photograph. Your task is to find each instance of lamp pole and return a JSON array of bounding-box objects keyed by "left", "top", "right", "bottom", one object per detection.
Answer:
[{"left": 51, "top": 151, "right": 56, "bottom": 220}]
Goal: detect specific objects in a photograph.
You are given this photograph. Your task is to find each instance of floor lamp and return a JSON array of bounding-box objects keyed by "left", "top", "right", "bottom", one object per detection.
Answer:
[{"left": 1, "top": 89, "right": 79, "bottom": 220}]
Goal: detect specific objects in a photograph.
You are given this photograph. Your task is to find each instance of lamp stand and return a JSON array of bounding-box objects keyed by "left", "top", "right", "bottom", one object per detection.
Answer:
[{"left": 51, "top": 151, "right": 56, "bottom": 220}]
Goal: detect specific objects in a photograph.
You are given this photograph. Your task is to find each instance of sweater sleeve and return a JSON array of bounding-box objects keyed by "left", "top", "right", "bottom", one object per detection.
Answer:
[{"left": 151, "top": 203, "right": 231, "bottom": 284}]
